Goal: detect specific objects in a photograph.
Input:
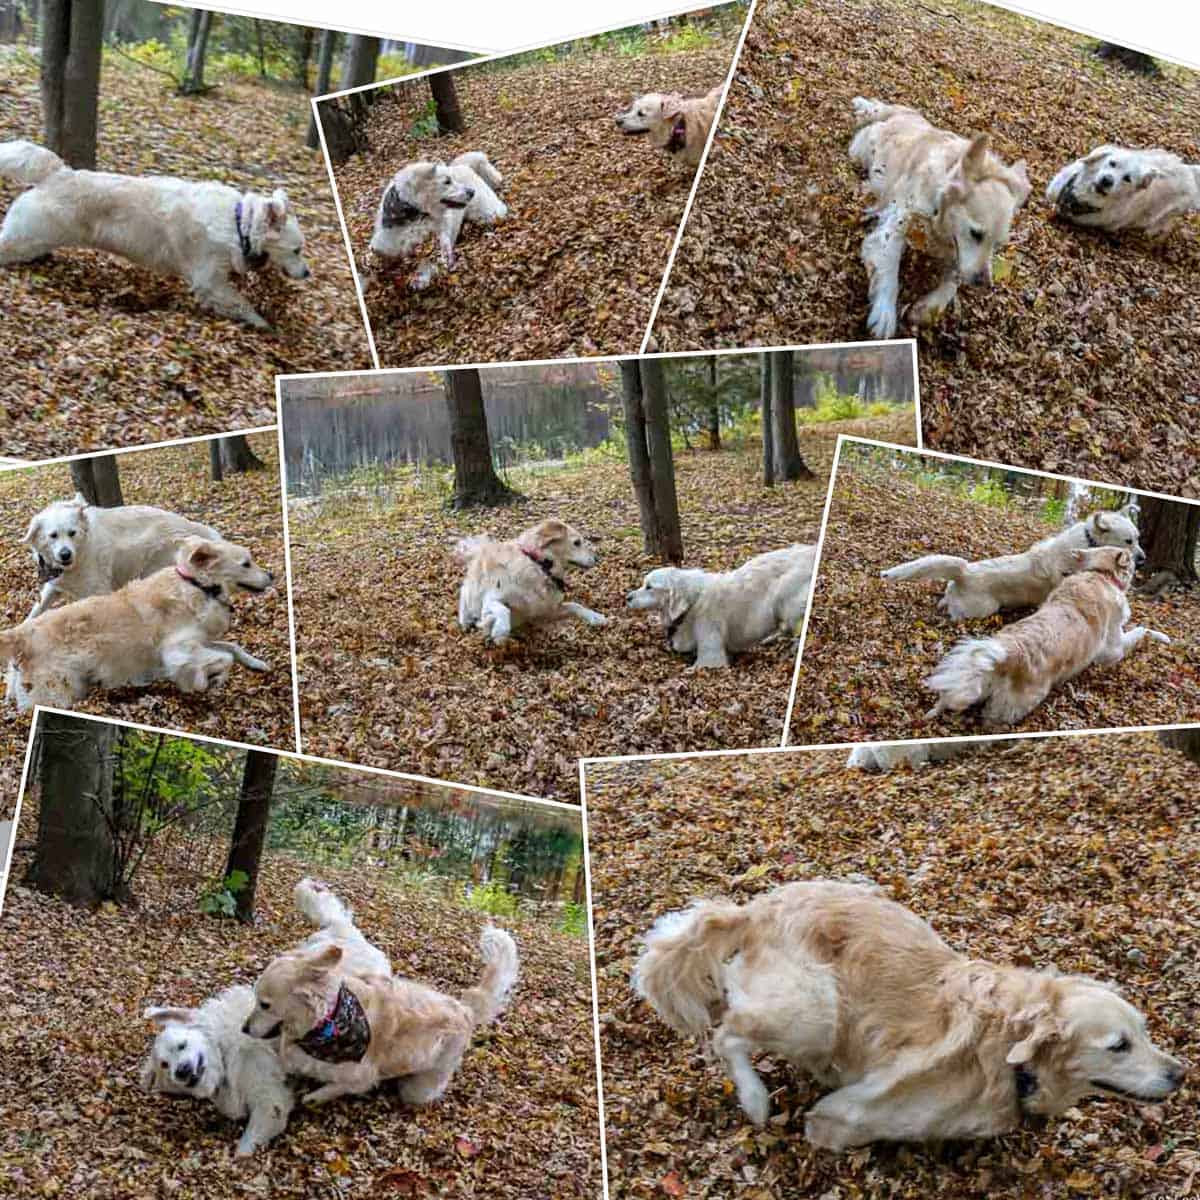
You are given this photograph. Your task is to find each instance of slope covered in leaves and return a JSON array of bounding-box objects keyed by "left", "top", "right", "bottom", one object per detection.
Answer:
[
  {"left": 290, "top": 416, "right": 913, "bottom": 801},
  {"left": 330, "top": 34, "right": 742, "bottom": 367},
  {"left": 0, "top": 52, "right": 370, "bottom": 459},
  {"left": 650, "top": 0, "right": 1200, "bottom": 496},
  {"left": 0, "top": 807, "right": 599, "bottom": 1198},
  {"left": 0, "top": 434, "right": 295, "bottom": 760},
  {"left": 586, "top": 732, "right": 1200, "bottom": 1199},
  {"left": 789, "top": 461, "right": 1200, "bottom": 744}
]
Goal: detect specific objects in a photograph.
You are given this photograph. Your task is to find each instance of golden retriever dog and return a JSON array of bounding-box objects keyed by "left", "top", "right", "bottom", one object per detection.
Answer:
[
  {"left": 455, "top": 518, "right": 606, "bottom": 645},
  {"left": 1047, "top": 144, "right": 1200, "bottom": 236},
  {"left": 614, "top": 85, "right": 724, "bottom": 167},
  {"left": 367, "top": 151, "right": 507, "bottom": 290},
  {"left": 0, "top": 140, "right": 310, "bottom": 329},
  {"left": 634, "top": 880, "right": 1186, "bottom": 1149},
  {"left": 0, "top": 536, "right": 273, "bottom": 710},
  {"left": 848, "top": 98, "right": 1031, "bottom": 338},
  {"left": 244, "top": 923, "right": 518, "bottom": 1107},
  {"left": 882, "top": 504, "right": 1143, "bottom": 619},
  {"left": 22, "top": 492, "right": 221, "bottom": 619},
  {"left": 924, "top": 546, "right": 1169, "bottom": 724},
  {"left": 627, "top": 544, "right": 816, "bottom": 669}
]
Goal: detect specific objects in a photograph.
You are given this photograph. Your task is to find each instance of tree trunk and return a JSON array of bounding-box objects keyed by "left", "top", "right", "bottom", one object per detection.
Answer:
[
  {"left": 1138, "top": 497, "right": 1200, "bottom": 582},
  {"left": 223, "top": 750, "right": 277, "bottom": 923},
  {"left": 619, "top": 360, "right": 658, "bottom": 553},
  {"left": 253, "top": 18, "right": 265, "bottom": 77},
  {"left": 771, "top": 350, "right": 814, "bottom": 482},
  {"left": 70, "top": 454, "right": 124, "bottom": 507},
  {"left": 639, "top": 358, "right": 684, "bottom": 564},
  {"left": 30, "top": 713, "right": 117, "bottom": 905},
  {"left": 217, "top": 434, "right": 265, "bottom": 475},
  {"left": 293, "top": 24, "right": 313, "bottom": 88},
  {"left": 429, "top": 71, "right": 464, "bottom": 134},
  {"left": 209, "top": 438, "right": 223, "bottom": 482},
  {"left": 341, "top": 34, "right": 379, "bottom": 90},
  {"left": 1095, "top": 42, "right": 1160, "bottom": 76},
  {"left": 760, "top": 354, "right": 774, "bottom": 485},
  {"left": 705, "top": 356, "right": 720, "bottom": 451},
  {"left": 306, "top": 28, "right": 337, "bottom": 149},
  {"left": 444, "top": 369, "right": 516, "bottom": 507},
  {"left": 317, "top": 94, "right": 370, "bottom": 163},
  {"left": 1159, "top": 729, "right": 1200, "bottom": 764},
  {"left": 181, "top": 8, "right": 213, "bottom": 95},
  {"left": 41, "top": 0, "right": 103, "bottom": 169}
]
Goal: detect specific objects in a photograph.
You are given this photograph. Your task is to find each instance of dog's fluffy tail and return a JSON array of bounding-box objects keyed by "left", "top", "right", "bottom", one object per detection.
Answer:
[
  {"left": 0, "top": 140, "right": 66, "bottom": 187},
  {"left": 632, "top": 900, "right": 749, "bottom": 1037},
  {"left": 456, "top": 150, "right": 503, "bottom": 191},
  {"left": 460, "top": 925, "right": 519, "bottom": 1027},
  {"left": 923, "top": 636, "right": 1005, "bottom": 717},
  {"left": 294, "top": 877, "right": 357, "bottom": 935},
  {"left": 881, "top": 554, "right": 971, "bottom": 584}
]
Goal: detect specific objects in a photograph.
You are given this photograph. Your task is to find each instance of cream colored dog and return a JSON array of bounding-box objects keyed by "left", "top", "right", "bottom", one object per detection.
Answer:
[
  {"left": 1046, "top": 144, "right": 1200, "bottom": 236},
  {"left": 627, "top": 544, "right": 816, "bottom": 669},
  {"left": 849, "top": 98, "right": 1031, "bottom": 338},
  {"left": 244, "top": 923, "right": 518, "bottom": 1107},
  {"left": 22, "top": 492, "right": 221, "bottom": 619},
  {"left": 0, "top": 536, "right": 272, "bottom": 710},
  {"left": 635, "top": 880, "right": 1186, "bottom": 1148},
  {"left": 455, "top": 518, "right": 606, "bottom": 645},
  {"left": 0, "top": 140, "right": 310, "bottom": 328},
  {"left": 846, "top": 738, "right": 1000, "bottom": 772},
  {"left": 924, "top": 546, "right": 1169, "bottom": 724},
  {"left": 614, "top": 85, "right": 724, "bottom": 167},
  {"left": 882, "top": 505, "right": 1143, "bottom": 619}
]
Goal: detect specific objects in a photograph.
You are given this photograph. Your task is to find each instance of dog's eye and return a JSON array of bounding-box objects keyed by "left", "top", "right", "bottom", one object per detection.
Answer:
[
  {"left": 177, "top": 1042, "right": 186, "bottom": 1051},
  {"left": 969, "top": 228, "right": 984, "bottom": 243},
  {"left": 1125, "top": 538, "right": 1133, "bottom": 545},
  {"left": 1111, "top": 1036, "right": 1131, "bottom": 1053},
  {"left": 242, "top": 560, "right": 251, "bottom": 568},
  {"left": 573, "top": 539, "right": 581, "bottom": 547},
  {"left": 259, "top": 1000, "right": 270, "bottom": 1010},
  {"left": 1122, "top": 174, "right": 1132, "bottom": 183},
  {"left": 160, "top": 1061, "right": 168, "bottom": 1069},
  {"left": 1109, "top": 159, "right": 1118, "bottom": 167},
  {"left": 68, "top": 529, "right": 77, "bottom": 537},
  {"left": 49, "top": 531, "right": 58, "bottom": 539}
]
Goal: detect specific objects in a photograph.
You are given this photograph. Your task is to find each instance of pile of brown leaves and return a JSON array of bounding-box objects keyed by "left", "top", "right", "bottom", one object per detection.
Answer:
[
  {"left": 0, "top": 434, "right": 295, "bottom": 757},
  {"left": 789, "top": 459, "right": 1200, "bottom": 744},
  {"left": 290, "top": 416, "right": 912, "bottom": 801},
  {"left": 649, "top": 0, "right": 1200, "bottom": 495},
  {"left": 0, "top": 797, "right": 599, "bottom": 1198},
  {"left": 586, "top": 732, "right": 1200, "bottom": 1198},
  {"left": 330, "top": 36, "right": 741, "bottom": 367},
  {"left": 0, "top": 53, "right": 371, "bottom": 459}
]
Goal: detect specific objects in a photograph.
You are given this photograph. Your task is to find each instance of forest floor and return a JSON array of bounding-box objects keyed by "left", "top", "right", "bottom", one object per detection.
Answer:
[
  {"left": 289, "top": 411, "right": 914, "bottom": 801},
  {"left": 0, "top": 803, "right": 599, "bottom": 1199},
  {"left": 585, "top": 731, "right": 1200, "bottom": 1200},
  {"left": 0, "top": 433, "right": 296, "bottom": 764},
  {"left": 648, "top": 0, "right": 1200, "bottom": 497},
  {"left": 328, "top": 28, "right": 743, "bottom": 367},
  {"left": 0, "top": 51, "right": 370, "bottom": 460},
  {"left": 789, "top": 459, "right": 1200, "bottom": 743}
]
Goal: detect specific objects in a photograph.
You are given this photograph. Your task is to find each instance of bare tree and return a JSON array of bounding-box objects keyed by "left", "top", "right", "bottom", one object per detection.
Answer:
[
  {"left": 180, "top": 8, "right": 214, "bottom": 95},
  {"left": 429, "top": 70, "right": 464, "bottom": 134},
  {"left": 1159, "top": 729, "right": 1200, "bottom": 764},
  {"left": 70, "top": 454, "right": 124, "bottom": 507},
  {"left": 341, "top": 34, "right": 379, "bottom": 90},
  {"left": 212, "top": 434, "right": 265, "bottom": 478},
  {"left": 770, "top": 350, "right": 814, "bottom": 482},
  {"left": 292, "top": 24, "right": 314, "bottom": 88},
  {"left": 705, "top": 356, "right": 720, "bottom": 451},
  {"left": 620, "top": 359, "right": 682, "bottom": 562},
  {"left": 306, "top": 28, "right": 338, "bottom": 149},
  {"left": 444, "top": 368, "right": 516, "bottom": 507},
  {"left": 1137, "top": 497, "right": 1199, "bottom": 583},
  {"left": 222, "top": 750, "right": 278, "bottom": 923},
  {"left": 760, "top": 354, "right": 774, "bottom": 485},
  {"left": 41, "top": 0, "right": 103, "bottom": 169}
]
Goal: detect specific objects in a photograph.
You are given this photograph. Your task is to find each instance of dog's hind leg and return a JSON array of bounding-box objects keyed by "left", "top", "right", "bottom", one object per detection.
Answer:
[
  {"left": 480, "top": 594, "right": 514, "bottom": 644},
  {"left": 236, "top": 1098, "right": 291, "bottom": 1156},
  {"left": 0, "top": 196, "right": 63, "bottom": 264},
  {"left": 862, "top": 203, "right": 908, "bottom": 339},
  {"left": 905, "top": 265, "right": 960, "bottom": 328}
]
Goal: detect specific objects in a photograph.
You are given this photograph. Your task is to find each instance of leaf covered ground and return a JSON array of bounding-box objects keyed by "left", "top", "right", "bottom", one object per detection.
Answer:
[
  {"left": 328, "top": 30, "right": 743, "bottom": 367},
  {"left": 788, "top": 457, "right": 1200, "bottom": 744},
  {"left": 0, "top": 52, "right": 370, "bottom": 459},
  {"left": 0, "top": 802, "right": 599, "bottom": 1199},
  {"left": 290, "top": 413, "right": 913, "bottom": 801},
  {"left": 648, "top": 0, "right": 1200, "bottom": 496},
  {"left": 0, "top": 433, "right": 295, "bottom": 765},
  {"left": 585, "top": 732, "right": 1200, "bottom": 1199}
]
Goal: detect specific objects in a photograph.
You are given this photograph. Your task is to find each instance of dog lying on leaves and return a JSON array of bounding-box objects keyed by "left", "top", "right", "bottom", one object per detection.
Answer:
[
  {"left": 614, "top": 85, "right": 724, "bottom": 167},
  {"left": 635, "top": 880, "right": 1185, "bottom": 1149}
]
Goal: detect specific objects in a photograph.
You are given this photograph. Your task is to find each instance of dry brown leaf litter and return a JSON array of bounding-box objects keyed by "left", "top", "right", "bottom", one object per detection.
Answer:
[
  {"left": 329, "top": 37, "right": 741, "bottom": 367},
  {"left": 649, "top": 0, "right": 1200, "bottom": 496},
  {"left": 788, "top": 460, "right": 1200, "bottom": 744},
  {"left": 0, "top": 434, "right": 296, "bottom": 765},
  {"left": 0, "top": 54, "right": 371, "bottom": 459},
  {"left": 585, "top": 732, "right": 1199, "bottom": 1198}
]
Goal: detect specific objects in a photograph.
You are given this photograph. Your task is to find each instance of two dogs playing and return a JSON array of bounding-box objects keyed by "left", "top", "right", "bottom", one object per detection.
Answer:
[{"left": 142, "top": 879, "right": 517, "bottom": 1154}]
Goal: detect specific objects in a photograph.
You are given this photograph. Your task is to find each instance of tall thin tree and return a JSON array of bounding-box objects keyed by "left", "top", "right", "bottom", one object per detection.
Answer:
[
  {"left": 70, "top": 455, "right": 124, "bottom": 507},
  {"left": 429, "top": 71, "right": 464, "bottom": 134},
  {"left": 223, "top": 750, "right": 278, "bottom": 923},
  {"left": 41, "top": 0, "right": 103, "bottom": 169},
  {"left": 760, "top": 354, "right": 774, "bottom": 485},
  {"left": 770, "top": 350, "right": 814, "bottom": 482},
  {"left": 444, "top": 368, "right": 516, "bottom": 507}
]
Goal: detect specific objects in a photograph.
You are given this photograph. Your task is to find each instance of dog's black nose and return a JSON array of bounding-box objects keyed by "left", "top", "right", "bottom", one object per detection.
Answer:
[
  {"left": 1135, "top": 549, "right": 1146, "bottom": 565},
  {"left": 1166, "top": 1063, "right": 1187, "bottom": 1088},
  {"left": 58, "top": 548, "right": 72, "bottom": 563},
  {"left": 241, "top": 1021, "right": 251, "bottom": 1035},
  {"left": 1097, "top": 175, "right": 1113, "bottom": 194},
  {"left": 301, "top": 266, "right": 312, "bottom": 279},
  {"left": 174, "top": 1063, "right": 201, "bottom": 1086},
  {"left": 464, "top": 187, "right": 475, "bottom": 200}
]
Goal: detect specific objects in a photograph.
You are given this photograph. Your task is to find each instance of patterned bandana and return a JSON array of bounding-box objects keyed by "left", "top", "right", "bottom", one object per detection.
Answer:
[
  {"left": 294, "top": 983, "right": 371, "bottom": 1063},
  {"left": 36, "top": 554, "right": 63, "bottom": 583}
]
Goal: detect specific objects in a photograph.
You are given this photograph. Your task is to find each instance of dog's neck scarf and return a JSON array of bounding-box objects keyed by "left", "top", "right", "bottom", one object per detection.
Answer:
[
  {"left": 36, "top": 554, "right": 63, "bottom": 583},
  {"left": 175, "top": 566, "right": 230, "bottom": 609},
  {"left": 381, "top": 185, "right": 424, "bottom": 230},
  {"left": 295, "top": 983, "right": 371, "bottom": 1063},
  {"left": 520, "top": 545, "right": 566, "bottom": 591},
  {"left": 1057, "top": 174, "right": 1102, "bottom": 218},
  {"left": 235, "top": 200, "right": 270, "bottom": 272},
  {"left": 666, "top": 115, "right": 688, "bottom": 155}
]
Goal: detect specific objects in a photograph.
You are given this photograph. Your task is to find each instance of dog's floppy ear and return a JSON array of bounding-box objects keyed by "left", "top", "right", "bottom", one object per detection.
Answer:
[
  {"left": 1116, "top": 549, "right": 1132, "bottom": 571},
  {"left": 1069, "top": 549, "right": 1087, "bottom": 568},
  {"left": 962, "top": 132, "right": 990, "bottom": 178},
  {"left": 303, "top": 944, "right": 344, "bottom": 975},
  {"left": 1006, "top": 1005, "right": 1062, "bottom": 1065},
  {"left": 939, "top": 157, "right": 968, "bottom": 207},
  {"left": 1084, "top": 144, "right": 1116, "bottom": 166},
  {"left": 184, "top": 538, "right": 221, "bottom": 571},
  {"left": 1007, "top": 159, "right": 1032, "bottom": 207},
  {"left": 534, "top": 519, "right": 568, "bottom": 550},
  {"left": 659, "top": 93, "right": 685, "bottom": 124},
  {"left": 266, "top": 188, "right": 289, "bottom": 229},
  {"left": 1091, "top": 511, "right": 1111, "bottom": 534},
  {"left": 143, "top": 1004, "right": 197, "bottom": 1026},
  {"left": 665, "top": 585, "right": 692, "bottom": 624},
  {"left": 1136, "top": 168, "right": 1163, "bottom": 191},
  {"left": 20, "top": 514, "right": 40, "bottom": 545},
  {"left": 138, "top": 1055, "right": 159, "bottom": 1092}
]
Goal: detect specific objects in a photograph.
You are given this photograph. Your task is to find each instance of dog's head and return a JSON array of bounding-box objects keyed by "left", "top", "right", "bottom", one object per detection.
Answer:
[
  {"left": 1006, "top": 978, "right": 1185, "bottom": 1115},
  {"left": 1070, "top": 545, "right": 1136, "bottom": 588},
  {"left": 175, "top": 537, "right": 274, "bottom": 599},
  {"left": 243, "top": 944, "right": 343, "bottom": 1040},
  {"left": 1071, "top": 145, "right": 1162, "bottom": 206},
  {"left": 519, "top": 520, "right": 598, "bottom": 570},
  {"left": 614, "top": 92, "right": 684, "bottom": 138},
  {"left": 938, "top": 134, "right": 1031, "bottom": 286},
  {"left": 627, "top": 567, "right": 708, "bottom": 651},
  {"left": 22, "top": 493, "right": 90, "bottom": 573},
  {"left": 393, "top": 162, "right": 475, "bottom": 216},
  {"left": 1086, "top": 504, "right": 1144, "bottom": 565},
  {"left": 141, "top": 1005, "right": 224, "bottom": 1101},
  {"left": 244, "top": 188, "right": 310, "bottom": 280}
]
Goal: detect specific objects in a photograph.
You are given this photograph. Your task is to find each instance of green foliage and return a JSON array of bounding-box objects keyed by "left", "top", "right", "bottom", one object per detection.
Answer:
[
  {"left": 1042, "top": 496, "right": 1067, "bottom": 524},
  {"left": 268, "top": 798, "right": 371, "bottom": 866},
  {"left": 113, "top": 38, "right": 179, "bottom": 78},
  {"left": 116, "top": 732, "right": 226, "bottom": 835},
  {"left": 968, "top": 478, "right": 1010, "bottom": 508},
  {"left": 199, "top": 870, "right": 249, "bottom": 917},
  {"left": 660, "top": 24, "right": 716, "bottom": 53},
  {"left": 376, "top": 53, "right": 429, "bottom": 82},
  {"left": 559, "top": 901, "right": 588, "bottom": 938},
  {"left": 464, "top": 880, "right": 520, "bottom": 918},
  {"left": 409, "top": 98, "right": 441, "bottom": 138}
]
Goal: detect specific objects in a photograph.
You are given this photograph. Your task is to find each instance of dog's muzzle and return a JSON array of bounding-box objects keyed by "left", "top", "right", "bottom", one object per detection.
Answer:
[
  {"left": 442, "top": 188, "right": 474, "bottom": 210},
  {"left": 1135, "top": 548, "right": 1146, "bottom": 566},
  {"left": 56, "top": 548, "right": 73, "bottom": 565},
  {"left": 243, "top": 1018, "right": 283, "bottom": 1039},
  {"left": 1096, "top": 174, "right": 1113, "bottom": 195},
  {"left": 174, "top": 1057, "right": 204, "bottom": 1088}
]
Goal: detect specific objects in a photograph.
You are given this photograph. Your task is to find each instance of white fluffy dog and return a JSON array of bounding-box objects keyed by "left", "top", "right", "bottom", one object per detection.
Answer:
[
  {"left": 22, "top": 493, "right": 221, "bottom": 619},
  {"left": 882, "top": 504, "right": 1143, "bottom": 619},
  {"left": 845, "top": 738, "right": 999, "bottom": 772},
  {"left": 0, "top": 140, "right": 311, "bottom": 328},
  {"left": 1046, "top": 144, "right": 1200, "bottom": 236},
  {"left": 849, "top": 98, "right": 1031, "bottom": 338},
  {"left": 368, "top": 151, "right": 507, "bottom": 289},
  {"left": 635, "top": 880, "right": 1186, "bottom": 1148},
  {"left": 627, "top": 544, "right": 816, "bottom": 669}
]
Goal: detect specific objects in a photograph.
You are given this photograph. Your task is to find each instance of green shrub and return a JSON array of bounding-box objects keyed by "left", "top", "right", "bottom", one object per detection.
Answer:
[
  {"left": 199, "top": 870, "right": 249, "bottom": 917},
  {"left": 559, "top": 901, "right": 588, "bottom": 938},
  {"left": 968, "top": 478, "right": 1009, "bottom": 507},
  {"left": 660, "top": 25, "right": 714, "bottom": 52},
  {"left": 1042, "top": 496, "right": 1067, "bottom": 524},
  {"left": 463, "top": 880, "right": 520, "bottom": 918}
]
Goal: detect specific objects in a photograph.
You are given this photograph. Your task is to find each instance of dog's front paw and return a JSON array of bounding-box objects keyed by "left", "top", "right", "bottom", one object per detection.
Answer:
[
  {"left": 904, "top": 297, "right": 943, "bottom": 328},
  {"left": 866, "top": 305, "right": 898, "bottom": 340},
  {"left": 740, "top": 1086, "right": 771, "bottom": 1127},
  {"left": 804, "top": 1112, "right": 855, "bottom": 1151},
  {"left": 583, "top": 611, "right": 608, "bottom": 627},
  {"left": 235, "top": 1133, "right": 260, "bottom": 1156}
]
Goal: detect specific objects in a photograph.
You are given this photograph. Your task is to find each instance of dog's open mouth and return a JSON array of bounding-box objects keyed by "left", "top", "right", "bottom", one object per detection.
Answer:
[
  {"left": 617, "top": 125, "right": 648, "bottom": 135},
  {"left": 441, "top": 198, "right": 470, "bottom": 209},
  {"left": 238, "top": 581, "right": 270, "bottom": 593},
  {"left": 1088, "top": 1079, "right": 1171, "bottom": 1101}
]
